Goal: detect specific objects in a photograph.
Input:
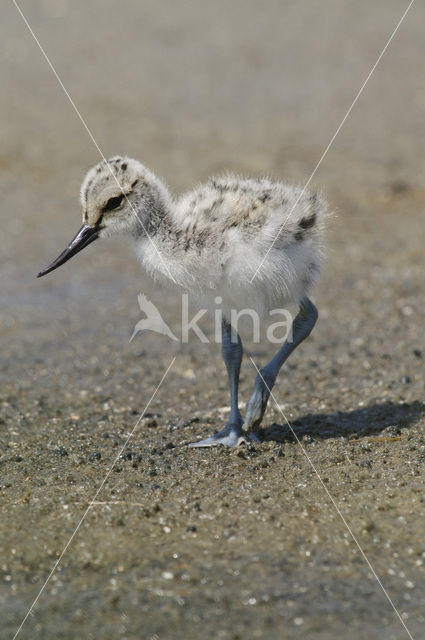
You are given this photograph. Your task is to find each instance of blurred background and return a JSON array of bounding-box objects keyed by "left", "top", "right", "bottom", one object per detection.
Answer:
[{"left": 1, "top": 1, "right": 424, "bottom": 639}]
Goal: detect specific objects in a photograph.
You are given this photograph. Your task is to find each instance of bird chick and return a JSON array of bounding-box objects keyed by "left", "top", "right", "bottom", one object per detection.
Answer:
[{"left": 38, "top": 156, "right": 327, "bottom": 447}]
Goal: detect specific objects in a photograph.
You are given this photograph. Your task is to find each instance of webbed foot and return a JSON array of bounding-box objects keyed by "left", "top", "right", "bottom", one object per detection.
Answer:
[{"left": 188, "top": 423, "right": 259, "bottom": 448}]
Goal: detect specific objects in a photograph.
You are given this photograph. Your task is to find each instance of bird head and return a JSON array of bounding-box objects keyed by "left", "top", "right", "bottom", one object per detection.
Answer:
[{"left": 37, "top": 156, "right": 167, "bottom": 278}]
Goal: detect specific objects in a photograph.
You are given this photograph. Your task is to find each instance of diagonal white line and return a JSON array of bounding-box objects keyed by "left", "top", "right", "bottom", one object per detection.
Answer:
[
  {"left": 12, "top": 0, "right": 177, "bottom": 285},
  {"left": 250, "top": 0, "right": 416, "bottom": 283},
  {"left": 248, "top": 356, "right": 415, "bottom": 640},
  {"left": 12, "top": 357, "right": 176, "bottom": 640}
]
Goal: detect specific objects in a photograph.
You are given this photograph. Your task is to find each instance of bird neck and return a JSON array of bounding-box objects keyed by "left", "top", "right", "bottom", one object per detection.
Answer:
[{"left": 132, "top": 179, "right": 175, "bottom": 239}]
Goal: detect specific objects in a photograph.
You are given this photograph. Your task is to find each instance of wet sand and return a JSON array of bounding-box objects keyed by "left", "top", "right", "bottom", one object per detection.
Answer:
[{"left": 1, "top": 1, "right": 424, "bottom": 638}]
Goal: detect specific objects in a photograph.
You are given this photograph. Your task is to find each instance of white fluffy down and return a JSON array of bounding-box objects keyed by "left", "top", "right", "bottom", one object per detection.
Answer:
[{"left": 81, "top": 158, "right": 327, "bottom": 318}]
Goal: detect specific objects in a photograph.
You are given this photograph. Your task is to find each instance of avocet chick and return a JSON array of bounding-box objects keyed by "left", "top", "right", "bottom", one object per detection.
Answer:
[{"left": 38, "top": 156, "right": 327, "bottom": 447}]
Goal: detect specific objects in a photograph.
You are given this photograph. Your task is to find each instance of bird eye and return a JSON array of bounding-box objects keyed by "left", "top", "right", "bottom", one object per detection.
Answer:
[{"left": 103, "top": 193, "right": 125, "bottom": 212}]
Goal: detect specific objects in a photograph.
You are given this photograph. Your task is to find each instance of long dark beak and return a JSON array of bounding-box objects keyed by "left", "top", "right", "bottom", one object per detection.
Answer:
[{"left": 37, "top": 224, "right": 100, "bottom": 278}]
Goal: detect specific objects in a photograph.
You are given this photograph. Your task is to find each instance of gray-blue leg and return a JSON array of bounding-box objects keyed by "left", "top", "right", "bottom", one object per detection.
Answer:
[
  {"left": 189, "top": 319, "right": 247, "bottom": 447},
  {"left": 245, "top": 296, "right": 318, "bottom": 434}
]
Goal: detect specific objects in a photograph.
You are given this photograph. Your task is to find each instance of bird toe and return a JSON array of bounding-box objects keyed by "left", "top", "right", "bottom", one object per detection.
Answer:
[{"left": 188, "top": 423, "right": 247, "bottom": 448}]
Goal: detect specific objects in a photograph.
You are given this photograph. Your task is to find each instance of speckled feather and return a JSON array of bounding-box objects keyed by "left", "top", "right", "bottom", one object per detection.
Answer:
[{"left": 80, "top": 157, "right": 327, "bottom": 317}]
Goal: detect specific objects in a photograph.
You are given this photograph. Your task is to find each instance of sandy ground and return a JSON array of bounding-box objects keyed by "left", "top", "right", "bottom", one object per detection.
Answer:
[{"left": 1, "top": 1, "right": 424, "bottom": 639}]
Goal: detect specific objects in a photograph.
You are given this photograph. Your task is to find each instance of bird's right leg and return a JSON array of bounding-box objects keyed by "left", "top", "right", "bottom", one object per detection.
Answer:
[
  {"left": 245, "top": 296, "right": 318, "bottom": 436},
  {"left": 188, "top": 318, "right": 251, "bottom": 447}
]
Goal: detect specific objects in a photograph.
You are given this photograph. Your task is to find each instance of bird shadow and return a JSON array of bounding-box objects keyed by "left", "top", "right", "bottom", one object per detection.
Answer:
[{"left": 261, "top": 400, "right": 425, "bottom": 443}]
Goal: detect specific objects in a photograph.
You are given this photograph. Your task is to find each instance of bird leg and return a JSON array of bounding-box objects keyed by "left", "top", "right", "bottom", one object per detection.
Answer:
[
  {"left": 245, "top": 296, "right": 318, "bottom": 435},
  {"left": 188, "top": 319, "right": 250, "bottom": 447}
]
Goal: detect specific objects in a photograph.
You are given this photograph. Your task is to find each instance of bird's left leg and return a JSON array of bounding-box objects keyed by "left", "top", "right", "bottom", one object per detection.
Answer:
[
  {"left": 188, "top": 318, "right": 250, "bottom": 447},
  {"left": 245, "top": 296, "right": 318, "bottom": 436}
]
